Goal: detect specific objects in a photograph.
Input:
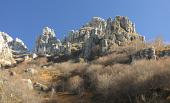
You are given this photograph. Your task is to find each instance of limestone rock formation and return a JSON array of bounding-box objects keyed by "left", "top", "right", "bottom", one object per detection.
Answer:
[
  {"left": 0, "top": 32, "right": 29, "bottom": 65},
  {"left": 0, "top": 32, "right": 28, "bottom": 54},
  {"left": 85, "top": 17, "right": 107, "bottom": 32},
  {"left": 35, "top": 16, "right": 145, "bottom": 60},
  {"left": 0, "top": 33, "right": 15, "bottom": 66},
  {"left": 105, "top": 16, "right": 144, "bottom": 45},
  {"left": 64, "top": 16, "right": 144, "bottom": 60},
  {"left": 35, "top": 27, "right": 62, "bottom": 56},
  {"left": 9, "top": 38, "right": 28, "bottom": 54}
]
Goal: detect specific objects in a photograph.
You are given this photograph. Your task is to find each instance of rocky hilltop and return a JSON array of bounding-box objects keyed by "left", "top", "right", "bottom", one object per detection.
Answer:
[
  {"left": 35, "top": 16, "right": 145, "bottom": 60},
  {"left": 1, "top": 16, "right": 169, "bottom": 66}
]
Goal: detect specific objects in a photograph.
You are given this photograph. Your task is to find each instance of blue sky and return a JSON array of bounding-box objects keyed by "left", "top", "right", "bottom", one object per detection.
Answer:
[{"left": 0, "top": 0, "right": 170, "bottom": 49}]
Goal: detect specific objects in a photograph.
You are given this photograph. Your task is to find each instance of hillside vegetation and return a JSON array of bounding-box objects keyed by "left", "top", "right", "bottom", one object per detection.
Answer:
[{"left": 0, "top": 39, "right": 170, "bottom": 103}]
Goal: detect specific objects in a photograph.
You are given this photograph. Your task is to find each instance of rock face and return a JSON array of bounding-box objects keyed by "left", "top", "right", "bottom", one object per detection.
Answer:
[
  {"left": 35, "top": 27, "right": 62, "bottom": 56},
  {"left": 159, "top": 50, "right": 170, "bottom": 57},
  {"left": 131, "top": 47, "right": 157, "bottom": 62},
  {"left": 130, "top": 46, "right": 170, "bottom": 62},
  {"left": 0, "top": 32, "right": 28, "bottom": 54},
  {"left": 10, "top": 38, "right": 28, "bottom": 54},
  {"left": 0, "top": 32, "right": 29, "bottom": 66},
  {"left": 64, "top": 16, "right": 144, "bottom": 60},
  {"left": 0, "top": 33, "right": 14, "bottom": 66}
]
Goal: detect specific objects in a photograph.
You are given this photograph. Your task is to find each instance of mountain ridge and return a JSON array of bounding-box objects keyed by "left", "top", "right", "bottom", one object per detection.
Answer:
[{"left": 0, "top": 15, "right": 169, "bottom": 67}]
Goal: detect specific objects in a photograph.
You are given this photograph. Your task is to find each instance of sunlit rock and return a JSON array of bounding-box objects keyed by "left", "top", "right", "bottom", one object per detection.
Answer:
[{"left": 35, "top": 27, "right": 61, "bottom": 56}]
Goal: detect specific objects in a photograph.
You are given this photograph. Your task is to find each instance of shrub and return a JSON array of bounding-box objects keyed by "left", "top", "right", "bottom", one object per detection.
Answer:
[
  {"left": 95, "top": 74, "right": 113, "bottom": 96},
  {"left": 67, "top": 75, "right": 84, "bottom": 94},
  {"left": 53, "top": 62, "right": 87, "bottom": 93},
  {"left": 84, "top": 64, "right": 103, "bottom": 89},
  {"left": 90, "top": 59, "right": 170, "bottom": 103}
]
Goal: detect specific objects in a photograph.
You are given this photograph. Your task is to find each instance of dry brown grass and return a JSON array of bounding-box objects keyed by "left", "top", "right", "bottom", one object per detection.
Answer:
[
  {"left": 93, "top": 46, "right": 135, "bottom": 65},
  {"left": 0, "top": 73, "right": 42, "bottom": 103}
]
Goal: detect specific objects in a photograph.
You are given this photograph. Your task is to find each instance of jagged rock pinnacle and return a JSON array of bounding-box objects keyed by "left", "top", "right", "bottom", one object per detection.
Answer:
[{"left": 35, "top": 27, "right": 61, "bottom": 56}]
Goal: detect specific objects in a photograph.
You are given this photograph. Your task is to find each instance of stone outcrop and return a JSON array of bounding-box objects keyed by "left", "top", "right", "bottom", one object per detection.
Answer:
[
  {"left": 35, "top": 27, "right": 62, "bottom": 56},
  {"left": 130, "top": 47, "right": 157, "bottom": 62},
  {"left": 0, "top": 32, "right": 29, "bottom": 66},
  {"left": 64, "top": 16, "right": 144, "bottom": 60},
  {"left": 129, "top": 46, "right": 170, "bottom": 62},
  {"left": 35, "top": 16, "right": 145, "bottom": 60},
  {"left": 66, "top": 16, "right": 144, "bottom": 44},
  {"left": 9, "top": 38, "right": 28, "bottom": 54},
  {"left": 0, "top": 32, "right": 28, "bottom": 54},
  {"left": 35, "top": 27, "right": 74, "bottom": 57},
  {"left": 159, "top": 49, "right": 170, "bottom": 57},
  {"left": 0, "top": 34, "right": 14, "bottom": 66}
]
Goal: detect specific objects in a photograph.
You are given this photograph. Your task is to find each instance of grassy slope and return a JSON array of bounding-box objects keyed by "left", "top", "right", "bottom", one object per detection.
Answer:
[{"left": 1, "top": 40, "right": 170, "bottom": 103}]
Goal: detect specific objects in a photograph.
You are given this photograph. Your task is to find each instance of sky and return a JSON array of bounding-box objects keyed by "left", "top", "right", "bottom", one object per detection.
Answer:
[{"left": 0, "top": 0, "right": 170, "bottom": 49}]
